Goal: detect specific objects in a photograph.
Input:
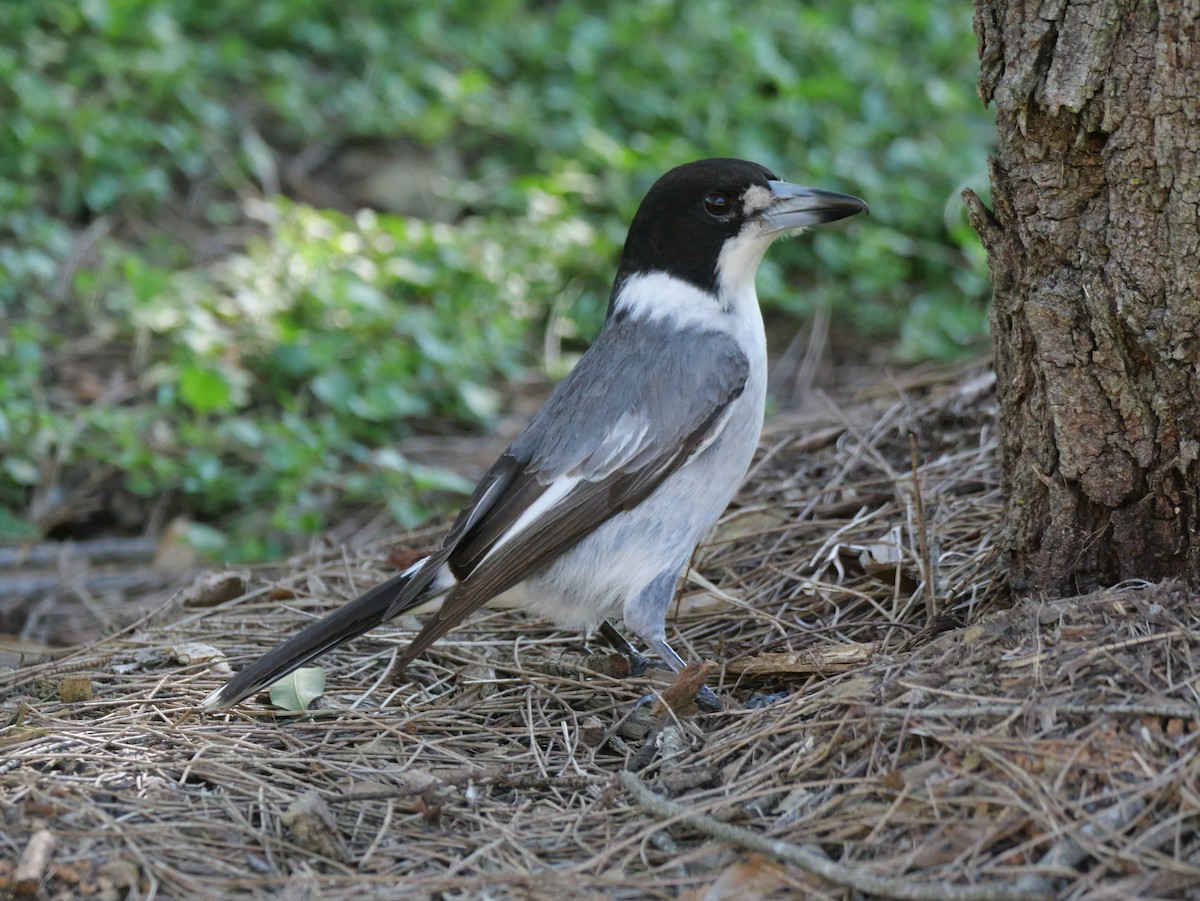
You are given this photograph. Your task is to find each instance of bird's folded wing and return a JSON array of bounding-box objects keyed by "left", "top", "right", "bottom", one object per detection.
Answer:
[{"left": 390, "top": 318, "right": 750, "bottom": 663}]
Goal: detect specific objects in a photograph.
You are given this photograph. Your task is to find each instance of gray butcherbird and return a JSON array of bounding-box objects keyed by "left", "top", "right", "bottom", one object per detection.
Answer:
[{"left": 204, "top": 158, "right": 865, "bottom": 712}]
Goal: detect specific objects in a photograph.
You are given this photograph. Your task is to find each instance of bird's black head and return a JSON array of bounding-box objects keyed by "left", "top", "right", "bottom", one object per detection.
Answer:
[
  {"left": 614, "top": 159, "right": 777, "bottom": 298},
  {"left": 609, "top": 158, "right": 866, "bottom": 314}
]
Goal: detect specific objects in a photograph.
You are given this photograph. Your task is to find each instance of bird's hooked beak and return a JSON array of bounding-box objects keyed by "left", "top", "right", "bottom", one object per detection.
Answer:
[{"left": 759, "top": 180, "right": 868, "bottom": 234}]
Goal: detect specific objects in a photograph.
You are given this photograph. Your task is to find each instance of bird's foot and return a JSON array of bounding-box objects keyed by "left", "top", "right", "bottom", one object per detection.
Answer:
[{"left": 620, "top": 649, "right": 651, "bottom": 677}]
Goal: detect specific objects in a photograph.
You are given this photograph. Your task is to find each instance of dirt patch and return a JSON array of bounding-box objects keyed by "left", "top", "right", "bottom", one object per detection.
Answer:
[{"left": 2, "top": 362, "right": 1197, "bottom": 899}]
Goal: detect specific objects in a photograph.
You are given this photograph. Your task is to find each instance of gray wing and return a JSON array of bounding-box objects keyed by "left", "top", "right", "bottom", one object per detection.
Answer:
[{"left": 386, "top": 316, "right": 749, "bottom": 664}]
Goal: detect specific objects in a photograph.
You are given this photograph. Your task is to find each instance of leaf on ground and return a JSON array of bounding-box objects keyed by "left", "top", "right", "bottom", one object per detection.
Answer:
[
  {"left": 269, "top": 668, "right": 326, "bottom": 711},
  {"left": 680, "top": 853, "right": 786, "bottom": 901},
  {"left": 171, "top": 642, "right": 227, "bottom": 666},
  {"left": 177, "top": 570, "right": 249, "bottom": 607}
]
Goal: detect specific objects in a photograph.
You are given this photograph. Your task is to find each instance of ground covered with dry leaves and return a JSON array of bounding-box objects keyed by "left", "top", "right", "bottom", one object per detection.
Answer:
[{"left": 2, "top": 363, "right": 1198, "bottom": 899}]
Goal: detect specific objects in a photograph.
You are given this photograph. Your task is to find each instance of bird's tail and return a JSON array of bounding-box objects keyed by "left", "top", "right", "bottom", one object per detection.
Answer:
[{"left": 202, "top": 558, "right": 443, "bottom": 710}]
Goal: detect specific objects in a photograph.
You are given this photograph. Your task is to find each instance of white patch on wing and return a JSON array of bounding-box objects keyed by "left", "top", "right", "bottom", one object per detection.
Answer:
[
  {"left": 583, "top": 411, "right": 651, "bottom": 477},
  {"left": 477, "top": 474, "right": 581, "bottom": 565},
  {"left": 682, "top": 397, "right": 738, "bottom": 463},
  {"left": 456, "top": 471, "right": 511, "bottom": 537},
  {"left": 400, "top": 556, "right": 428, "bottom": 577}
]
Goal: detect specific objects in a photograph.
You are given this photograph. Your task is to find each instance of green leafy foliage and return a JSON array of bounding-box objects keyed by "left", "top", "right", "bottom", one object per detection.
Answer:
[{"left": 0, "top": 0, "right": 994, "bottom": 556}]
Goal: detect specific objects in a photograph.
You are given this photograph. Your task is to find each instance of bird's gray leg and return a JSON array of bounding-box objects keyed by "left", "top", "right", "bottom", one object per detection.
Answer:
[{"left": 624, "top": 566, "right": 723, "bottom": 712}]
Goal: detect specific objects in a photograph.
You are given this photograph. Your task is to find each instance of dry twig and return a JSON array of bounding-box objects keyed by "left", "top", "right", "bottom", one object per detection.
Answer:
[{"left": 621, "top": 771, "right": 1051, "bottom": 901}]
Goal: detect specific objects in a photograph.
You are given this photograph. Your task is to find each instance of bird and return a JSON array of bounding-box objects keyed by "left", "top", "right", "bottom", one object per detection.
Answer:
[{"left": 203, "top": 158, "right": 866, "bottom": 711}]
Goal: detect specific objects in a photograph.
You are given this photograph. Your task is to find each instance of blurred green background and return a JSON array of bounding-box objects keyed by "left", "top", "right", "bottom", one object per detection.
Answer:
[{"left": 0, "top": 0, "right": 993, "bottom": 559}]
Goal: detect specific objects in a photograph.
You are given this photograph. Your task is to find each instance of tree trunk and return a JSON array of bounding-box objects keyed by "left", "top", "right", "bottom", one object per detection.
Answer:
[{"left": 964, "top": 0, "right": 1200, "bottom": 595}]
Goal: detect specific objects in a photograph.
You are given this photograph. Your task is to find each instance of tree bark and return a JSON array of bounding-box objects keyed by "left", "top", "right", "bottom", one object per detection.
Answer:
[{"left": 965, "top": 0, "right": 1200, "bottom": 595}]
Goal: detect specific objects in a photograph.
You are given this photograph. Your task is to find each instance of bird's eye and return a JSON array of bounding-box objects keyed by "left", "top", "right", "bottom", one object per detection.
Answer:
[{"left": 703, "top": 191, "right": 731, "bottom": 217}]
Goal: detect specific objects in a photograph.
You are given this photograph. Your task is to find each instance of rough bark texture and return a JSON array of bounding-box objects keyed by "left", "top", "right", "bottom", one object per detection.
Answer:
[{"left": 965, "top": 0, "right": 1200, "bottom": 594}]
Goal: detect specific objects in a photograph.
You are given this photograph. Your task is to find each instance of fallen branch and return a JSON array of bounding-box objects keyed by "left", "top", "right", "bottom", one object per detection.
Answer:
[
  {"left": 0, "top": 570, "right": 186, "bottom": 605},
  {"left": 620, "top": 771, "right": 1051, "bottom": 901},
  {"left": 0, "top": 537, "right": 159, "bottom": 569},
  {"left": 865, "top": 700, "right": 1200, "bottom": 721},
  {"left": 1015, "top": 796, "right": 1149, "bottom": 897}
]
